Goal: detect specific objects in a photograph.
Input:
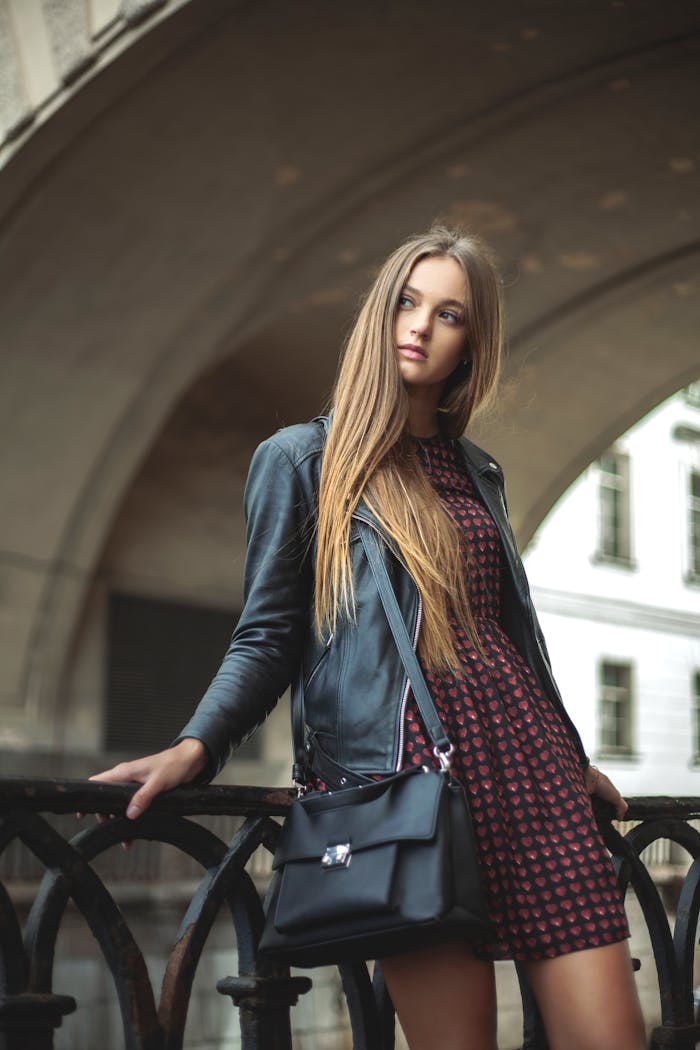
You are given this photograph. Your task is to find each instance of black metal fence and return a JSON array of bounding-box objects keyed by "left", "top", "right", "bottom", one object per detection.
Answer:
[{"left": 0, "top": 778, "right": 698, "bottom": 1050}]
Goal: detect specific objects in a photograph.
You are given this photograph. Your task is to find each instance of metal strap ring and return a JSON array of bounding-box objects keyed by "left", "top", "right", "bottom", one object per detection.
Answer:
[{"left": 433, "top": 742, "right": 455, "bottom": 771}]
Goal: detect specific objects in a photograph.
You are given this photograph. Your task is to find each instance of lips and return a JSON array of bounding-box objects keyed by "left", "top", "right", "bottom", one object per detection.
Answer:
[{"left": 398, "top": 343, "right": 428, "bottom": 360}]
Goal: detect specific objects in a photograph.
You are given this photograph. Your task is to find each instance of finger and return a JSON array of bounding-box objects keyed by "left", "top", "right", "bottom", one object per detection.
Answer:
[
  {"left": 89, "top": 769, "right": 122, "bottom": 784},
  {"left": 615, "top": 797, "right": 629, "bottom": 820},
  {"left": 124, "top": 773, "right": 169, "bottom": 819},
  {"left": 89, "top": 767, "right": 139, "bottom": 786}
]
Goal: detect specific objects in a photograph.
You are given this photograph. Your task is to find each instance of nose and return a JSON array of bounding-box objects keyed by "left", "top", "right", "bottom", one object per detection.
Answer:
[{"left": 410, "top": 309, "right": 431, "bottom": 338}]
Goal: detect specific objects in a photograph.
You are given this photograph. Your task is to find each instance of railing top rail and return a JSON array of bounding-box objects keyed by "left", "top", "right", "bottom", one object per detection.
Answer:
[
  {"left": 0, "top": 776, "right": 296, "bottom": 817},
  {"left": 1, "top": 777, "right": 700, "bottom": 822},
  {"left": 617, "top": 797, "right": 700, "bottom": 822}
]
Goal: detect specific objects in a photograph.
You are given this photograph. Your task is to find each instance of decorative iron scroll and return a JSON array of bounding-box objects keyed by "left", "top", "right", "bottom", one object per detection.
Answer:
[{"left": 0, "top": 780, "right": 698, "bottom": 1049}]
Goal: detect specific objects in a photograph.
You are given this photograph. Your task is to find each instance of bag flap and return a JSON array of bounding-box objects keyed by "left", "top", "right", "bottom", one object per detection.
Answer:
[
  {"left": 272, "top": 768, "right": 446, "bottom": 868},
  {"left": 273, "top": 842, "right": 399, "bottom": 932}
]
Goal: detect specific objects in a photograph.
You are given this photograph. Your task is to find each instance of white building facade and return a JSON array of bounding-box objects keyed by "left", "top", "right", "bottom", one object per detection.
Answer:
[{"left": 523, "top": 385, "right": 700, "bottom": 798}]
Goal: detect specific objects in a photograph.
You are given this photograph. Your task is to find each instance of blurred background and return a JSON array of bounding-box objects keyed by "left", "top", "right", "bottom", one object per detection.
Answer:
[{"left": 1, "top": 1, "right": 699, "bottom": 1047}]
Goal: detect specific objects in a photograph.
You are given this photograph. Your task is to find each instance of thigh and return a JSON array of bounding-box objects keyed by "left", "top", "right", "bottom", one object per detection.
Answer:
[
  {"left": 523, "top": 940, "right": 646, "bottom": 1050},
  {"left": 379, "top": 940, "right": 497, "bottom": 1050}
]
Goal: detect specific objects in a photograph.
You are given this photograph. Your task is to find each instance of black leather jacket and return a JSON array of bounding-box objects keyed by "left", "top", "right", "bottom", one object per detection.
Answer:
[{"left": 177, "top": 415, "right": 588, "bottom": 780}]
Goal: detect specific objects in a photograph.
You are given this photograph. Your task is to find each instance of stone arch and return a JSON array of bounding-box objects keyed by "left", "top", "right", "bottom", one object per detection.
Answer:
[{"left": 1, "top": 1, "right": 698, "bottom": 747}]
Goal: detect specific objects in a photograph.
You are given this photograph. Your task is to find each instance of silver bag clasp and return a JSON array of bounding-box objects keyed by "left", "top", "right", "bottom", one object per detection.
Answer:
[{"left": 321, "top": 843, "right": 351, "bottom": 869}]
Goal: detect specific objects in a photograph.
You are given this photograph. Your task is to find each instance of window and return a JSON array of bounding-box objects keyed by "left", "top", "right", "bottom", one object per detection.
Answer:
[
  {"left": 693, "top": 671, "right": 700, "bottom": 760},
  {"left": 599, "top": 661, "right": 633, "bottom": 756},
  {"left": 685, "top": 381, "right": 700, "bottom": 409},
  {"left": 689, "top": 470, "right": 700, "bottom": 581},
  {"left": 597, "top": 450, "right": 632, "bottom": 563},
  {"left": 106, "top": 593, "right": 261, "bottom": 759}
]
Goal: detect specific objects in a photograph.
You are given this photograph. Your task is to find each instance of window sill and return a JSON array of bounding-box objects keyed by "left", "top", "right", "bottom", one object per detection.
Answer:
[
  {"left": 591, "top": 553, "right": 637, "bottom": 571},
  {"left": 595, "top": 751, "right": 638, "bottom": 763}
]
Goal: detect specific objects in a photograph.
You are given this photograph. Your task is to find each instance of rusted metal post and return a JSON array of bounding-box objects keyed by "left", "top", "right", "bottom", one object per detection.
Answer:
[
  {"left": 0, "top": 991, "right": 75, "bottom": 1050},
  {"left": 649, "top": 1022, "right": 700, "bottom": 1048},
  {"left": 216, "top": 974, "right": 312, "bottom": 1050}
]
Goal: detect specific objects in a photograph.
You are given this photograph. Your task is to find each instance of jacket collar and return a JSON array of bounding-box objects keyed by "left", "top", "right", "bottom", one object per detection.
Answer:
[{"left": 456, "top": 435, "right": 504, "bottom": 483}]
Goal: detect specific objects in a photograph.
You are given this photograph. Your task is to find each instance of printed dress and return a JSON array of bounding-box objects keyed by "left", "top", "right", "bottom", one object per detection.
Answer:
[{"left": 402, "top": 433, "right": 629, "bottom": 961}]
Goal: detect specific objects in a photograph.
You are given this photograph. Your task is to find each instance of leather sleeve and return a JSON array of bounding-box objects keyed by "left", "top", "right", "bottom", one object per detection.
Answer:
[{"left": 173, "top": 437, "right": 313, "bottom": 779}]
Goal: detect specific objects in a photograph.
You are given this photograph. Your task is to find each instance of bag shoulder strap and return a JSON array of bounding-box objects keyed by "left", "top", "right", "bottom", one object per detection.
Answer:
[{"left": 358, "top": 522, "right": 452, "bottom": 759}]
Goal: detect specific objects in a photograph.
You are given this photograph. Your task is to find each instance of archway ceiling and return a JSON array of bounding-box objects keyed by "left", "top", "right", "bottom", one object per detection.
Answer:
[
  {"left": 2, "top": 3, "right": 698, "bottom": 554},
  {"left": 1, "top": 1, "right": 699, "bottom": 715}
]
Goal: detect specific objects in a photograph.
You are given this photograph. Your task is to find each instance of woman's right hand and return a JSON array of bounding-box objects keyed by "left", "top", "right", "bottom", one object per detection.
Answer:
[{"left": 86, "top": 737, "right": 209, "bottom": 820}]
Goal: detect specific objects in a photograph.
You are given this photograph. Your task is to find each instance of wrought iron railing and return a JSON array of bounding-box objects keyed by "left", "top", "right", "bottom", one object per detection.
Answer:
[{"left": 0, "top": 778, "right": 698, "bottom": 1050}]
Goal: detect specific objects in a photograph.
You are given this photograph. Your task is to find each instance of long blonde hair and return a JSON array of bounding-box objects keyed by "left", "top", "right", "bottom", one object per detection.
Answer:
[{"left": 315, "top": 227, "right": 503, "bottom": 670}]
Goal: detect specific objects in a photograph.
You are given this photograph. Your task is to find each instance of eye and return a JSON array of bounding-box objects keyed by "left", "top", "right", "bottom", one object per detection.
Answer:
[
  {"left": 397, "top": 294, "right": 413, "bottom": 308},
  {"left": 439, "top": 309, "right": 462, "bottom": 324}
]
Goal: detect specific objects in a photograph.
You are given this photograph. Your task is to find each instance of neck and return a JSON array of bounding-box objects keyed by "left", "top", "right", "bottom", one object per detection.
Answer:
[{"left": 406, "top": 388, "right": 440, "bottom": 438}]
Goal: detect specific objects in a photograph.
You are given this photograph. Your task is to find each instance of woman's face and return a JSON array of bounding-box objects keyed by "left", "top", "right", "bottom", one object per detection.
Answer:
[{"left": 394, "top": 254, "right": 469, "bottom": 397}]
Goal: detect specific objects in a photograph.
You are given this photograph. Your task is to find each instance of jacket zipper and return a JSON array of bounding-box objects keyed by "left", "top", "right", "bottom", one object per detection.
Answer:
[
  {"left": 352, "top": 510, "right": 423, "bottom": 774},
  {"left": 304, "top": 632, "right": 333, "bottom": 691},
  {"left": 395, "top": 595, "right": 422, "bottom": 771}
]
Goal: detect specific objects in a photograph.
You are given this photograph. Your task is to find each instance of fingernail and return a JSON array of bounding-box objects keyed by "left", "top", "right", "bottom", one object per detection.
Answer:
[{"left": 126, "top": 804, "right": 140, "bottom": 819}]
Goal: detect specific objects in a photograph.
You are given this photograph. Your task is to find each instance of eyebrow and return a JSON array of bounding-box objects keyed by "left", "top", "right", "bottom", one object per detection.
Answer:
[{"left": 402, "top": 283, "right": 467, "bottom": 312}]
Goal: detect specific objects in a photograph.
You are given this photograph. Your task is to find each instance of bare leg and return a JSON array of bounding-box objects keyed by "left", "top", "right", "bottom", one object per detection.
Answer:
[
  {"left": 523, "top": 940, "right": 646, "bottom": 1050},
  {"left": 379, "top": 941, "right": 498, "bottom": 1050}
]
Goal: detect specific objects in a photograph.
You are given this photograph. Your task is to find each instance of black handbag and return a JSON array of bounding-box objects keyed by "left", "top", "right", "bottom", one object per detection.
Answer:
[{"left": 258, "top": 523, "right": 494, "bottom": 967}]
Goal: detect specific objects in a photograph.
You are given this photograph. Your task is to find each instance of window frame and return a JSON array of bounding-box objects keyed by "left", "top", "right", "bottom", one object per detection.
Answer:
[
  {"left": 594, "top": 448, "right": 634, "bottom": 568},
  {"left": 693, "top": 670, "right": 700, "bottom": 763},
  {"left": 684, "top": 381, "right": 700, "bottom": 409},
  {"left": 598, "top": 659, "right": 634, "bottom": 759},
  {"left": 687, "top": 468, "right": 700, "bottom": 584}
]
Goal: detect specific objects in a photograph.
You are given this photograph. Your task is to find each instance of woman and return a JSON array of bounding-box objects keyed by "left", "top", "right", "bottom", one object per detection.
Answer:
[{"left": 92, "top": 227, "right": 645, "bottom": 1050}]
